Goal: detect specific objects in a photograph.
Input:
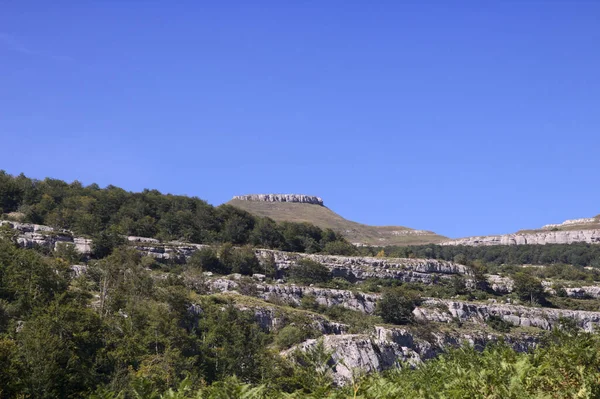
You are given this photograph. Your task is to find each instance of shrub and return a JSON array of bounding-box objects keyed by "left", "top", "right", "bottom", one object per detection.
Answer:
[
  {"left": 188, "top": 247, "right": 226, "bottom": 274},
  {"left": 288, "top": 259, "right": 332, "bottom": 285},
  {"left": 376, "top": 286, "right": 421, "bottom": 325},
  {"left": 274, "top": 325, "right": 310, "bottom": 349},
  {"left": 486, "top": 315, "right": 512, "bottom": 332}
]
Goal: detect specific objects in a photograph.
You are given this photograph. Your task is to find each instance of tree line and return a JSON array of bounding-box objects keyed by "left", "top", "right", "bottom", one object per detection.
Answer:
[{"left": 0, "top": 171, "right": 357, "bottom": 256}]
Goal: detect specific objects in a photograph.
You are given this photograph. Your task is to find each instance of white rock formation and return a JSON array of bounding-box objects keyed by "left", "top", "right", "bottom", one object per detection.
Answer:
[
  {"left": 414, "top": 298, "right": 600, "bottom": 332},
  {"left": 233, "top": 194, "right": 324, "bottom": 206},
  {"left": 542, "top": 217, "right": 598, "bottom": 230},
  {"left": 286, "top": 326, "right": 539, "bottom": 385},
  {"left": 441, "top": 229, "right": 600, "bottom": 246}
]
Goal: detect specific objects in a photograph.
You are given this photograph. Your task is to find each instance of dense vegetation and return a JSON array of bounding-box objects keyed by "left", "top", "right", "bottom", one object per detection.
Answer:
[
  {"left": 0, "top": 171, "right": 356, "bottom": 255},
  {"left": 0, "top": 234, "right": 334, "bottom": 398}
]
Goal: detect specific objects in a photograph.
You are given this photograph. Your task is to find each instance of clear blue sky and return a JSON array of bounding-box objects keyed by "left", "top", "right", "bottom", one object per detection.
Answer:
[{"left": 1, "top": 2, "right": 599, "bottom": 239}]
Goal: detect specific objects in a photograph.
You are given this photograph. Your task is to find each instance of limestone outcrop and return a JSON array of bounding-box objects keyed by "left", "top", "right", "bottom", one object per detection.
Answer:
[
  {"left": 287, "top": 327, "right": 539, "bottom": 385},
  {"left": 206, "top": 278, "right": 380, "bottom": 314},
  {"left": 415, "top": 298, "right": 600, "bottom": 332},
  {"left": 0, "top": 221, "right": 92, "bottom": 254},
  {"left": 253, "top": 249, "right": 471, "bottom": 283},
  {"left": 543, "top": 217, "right": 599, "bottom": 230},
  {"left": 441, "top": 229, "right": 600, "bottom": 246},
  {"left": 232, "top": 194, "right": 324, "bottom": 206}
]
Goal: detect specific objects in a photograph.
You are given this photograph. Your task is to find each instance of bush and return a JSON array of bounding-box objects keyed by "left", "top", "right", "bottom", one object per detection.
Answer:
[
  {"left": 288, "top": 259, "right": 332, "bottom": 285},
  {"left": 376, "top": 286, "right": 421, "bottom": 325},
  {"left": 188, "top": 247, "right": 226, "bottom": 274},
  {"left": 486, "top": 315, "right": 512, "bottom": 332},
  {"left": 274, "top": 325, "right": 310, "bottom": 349}
]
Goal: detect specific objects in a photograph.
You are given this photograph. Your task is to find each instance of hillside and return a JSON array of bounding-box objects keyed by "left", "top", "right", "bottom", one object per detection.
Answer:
[
  {"left": 227, "top": 195, "right": 447, "bottom": 246},
  {"left": 4, "top": 218, "right": 600, "bottom": 397},
  {"left": 442, "top": 215, "right": 600, "bottom": 246},
  {"left": 3, "top": 177, "right": 600, "bottom": 397}
]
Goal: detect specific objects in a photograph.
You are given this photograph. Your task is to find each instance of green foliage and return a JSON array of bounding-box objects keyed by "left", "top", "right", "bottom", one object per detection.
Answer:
[
  {"left": 0, "top": 171, "right": 357, "bottom": 257},
  {"left": 323, "top": 306, "right": 383, "bottom": 334},
  {"left": 383, "top": 242, "right": 600, "bottom": 269},
  {"left": 274, "top": 325, "right": 311, "bottom": 349},
  {"left": 376, "top": 286, "right": 421, "bottom": 325},
  {"left": 513, "top": 272, "right": 546, "bottom": 305},
  {"left": 92, "top": 227, "right": 127, "bottom": 258},
  {"left": 288, "top": 259, "right": 332, "bottom": 285},
  {"left": 76, "top": 331, "right": 600, "bottom": 398},
  {"left": 187, "top": 247, "right": 224, "bottom": 274},
  {"left": 486, "top": 315, "right": 512, "bottom": 332},
  {"left": 321, "top": 240, "right": 358, "bottom": 256}
]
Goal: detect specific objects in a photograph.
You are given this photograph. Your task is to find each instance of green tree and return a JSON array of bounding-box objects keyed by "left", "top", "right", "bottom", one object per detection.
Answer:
[
  {"left": 288, "top": 259, "right": 332, "bottom": 285},
  {"left": 513, "top": 272, "right": 546, "bottom": 305},
  {"left": 187, "top": 247, "right": 224, "bottom": 274},
  {"left": 249, "top": 218, "right": 284, "bottom": 249},
  {"left": 92, "top": 227, "right": 126, "bottom": 259},
  {"left": 376, "top": 286, "right": 421, "bottom": 325}
]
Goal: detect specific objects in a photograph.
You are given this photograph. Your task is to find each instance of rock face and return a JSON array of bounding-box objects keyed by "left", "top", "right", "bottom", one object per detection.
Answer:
[
  {"left": 415, "top": 298, "right": 600, "bottom": 332},
  {"left": 543, "top": 217, "right": 599, "bottom": 230},
  {"left": 206, "top": 278, "right": 380, "bottom": 314},
  {"left": 207, "top": 276, "right": 600, "bottom": 332},
  {"left": 253, "top": 249, "right": 471, "bottom": 283},
  {"left": 232, "top": 194, "right": 324, "bottom": 206},
  {"left": 0, "top": 221, "right": 92, "bottom": 255},
  {"left": 441, "top": 229, "right": 600, "bottom": 246},
  {"left": 288, "top": 327, "right": 539, "bottom": 385}
]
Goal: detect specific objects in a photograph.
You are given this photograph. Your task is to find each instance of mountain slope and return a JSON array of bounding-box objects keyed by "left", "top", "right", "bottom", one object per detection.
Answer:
[
  {"left": 442, "top": 215, "right": 600, "bottom": 246},
  {"left": 227, "top": 196, "right": 446, "bottom": 246}
]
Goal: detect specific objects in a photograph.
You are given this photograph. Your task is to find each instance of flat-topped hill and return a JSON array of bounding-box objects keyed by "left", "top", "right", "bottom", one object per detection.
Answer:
[{"left": 227, "top": 194, "right": 446, "bottom": 246}]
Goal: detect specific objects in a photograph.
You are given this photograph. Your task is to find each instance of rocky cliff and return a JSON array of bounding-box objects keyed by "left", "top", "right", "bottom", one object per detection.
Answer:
[
  {"left": 441, "top": 229, "right": 600, "bottom": 246},
  {"left": 232, "top": 194, "right": 324, "bottom": 206},
  {"left": 415, "top": 298, "right": 600, "bottom": 332},
  {"left": 542, "top": 217, "right": 600, "bottom": 230},
  {"left": 0, "top": 221, "right": 92, "bottom": 254},
  {"left": 286, "top": 326, "right": 540, "bottom": 385}
]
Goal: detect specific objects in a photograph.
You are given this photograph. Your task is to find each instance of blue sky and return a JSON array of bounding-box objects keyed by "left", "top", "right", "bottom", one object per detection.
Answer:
[{"left": 1, "top": 2, "right": 599, "bottom": 239}]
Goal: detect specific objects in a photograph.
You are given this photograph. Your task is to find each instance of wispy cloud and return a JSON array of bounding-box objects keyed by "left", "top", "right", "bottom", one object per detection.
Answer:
[{"left": 0, "top": 32, "right": 73, "bottom": 61}]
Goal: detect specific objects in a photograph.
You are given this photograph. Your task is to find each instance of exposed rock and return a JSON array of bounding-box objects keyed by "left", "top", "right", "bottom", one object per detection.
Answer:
[
  {"left": 414, "top": 298, "right": 600, "bottom": 332},
  {"left": 244, "top": 306, "right": 348, "bottom": 335},
  {"left": 70, "top": 265, "right": 87, "bottom": 277},
  {"left": 563, "top": 286, "right": 600, "bottom": 299},
  {"left": 487, "top": 274, "right": 514, "bottom": 294},
  {"left": 543, "top": 217, "right": 599, "bottom": 230},
  {"left": 441, "top": 229, "right": 600, "bottom": 246},
  {"left": 232, "top": 194, "right": 324, "bottom": 206},
  {"left": 73, "top": 237, "right": 92, "bottom": 254},
  {"left": 254, "top": 249, "right": 471, "bottom": 283},
  {"left": 1, "top": 221, "right": 92, "bottom": 255},
  {"left": 259, "top": 284, "right": 379, "bottom": 314},
  {"left": 127, "top": 236, "right": 160, "bottom": 243},
  {"left": 287, "top": 326, "right": 539, "bottom": 385}
]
